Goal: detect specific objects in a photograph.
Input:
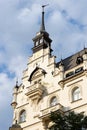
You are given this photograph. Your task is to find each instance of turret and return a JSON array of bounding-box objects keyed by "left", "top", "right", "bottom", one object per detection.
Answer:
[
  {"left": 9, "top": 120, "right": 22, "bottom": 130},
  {"left": 11, "top": 81, "right": 19, "bottom": 109},
  {"left": 32, "top": 5, "right": 52, "bottom": 54}
]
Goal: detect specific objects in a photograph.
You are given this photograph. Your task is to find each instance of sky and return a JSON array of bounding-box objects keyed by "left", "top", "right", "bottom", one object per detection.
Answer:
[{"left": 0, "top": 0, "right": 87, "bottom": 130}]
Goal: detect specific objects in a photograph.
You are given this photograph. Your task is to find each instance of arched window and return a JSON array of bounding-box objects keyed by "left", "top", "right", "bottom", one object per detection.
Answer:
[
  {"left": 72, "top": 87, "right": 80, "bottom": 101},
  {"left": 50, "top": 96, "right": 57, "bottom": 107},
  {"left": 19, "top": 110, "right": 26, "bottom": 123}
]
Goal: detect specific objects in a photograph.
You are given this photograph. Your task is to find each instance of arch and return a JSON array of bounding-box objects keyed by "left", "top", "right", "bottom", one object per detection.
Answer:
[
  {"left": 28, "top": 67, "right": 47, "bottom": 82},
  {"left": 19, "top": 109, "right": 26, "bottom": 123},
  {"left": 69, "top": 84, "right": 82, "bottom": 102},
  {"left": 50, "top": 96, "right": 58, "bottom": 107},
  {"left": 47, "top": 94, "right": 58, "bottom": 107}
]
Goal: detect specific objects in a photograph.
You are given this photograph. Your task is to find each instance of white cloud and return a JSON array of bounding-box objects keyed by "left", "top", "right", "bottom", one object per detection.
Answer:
[
  {"left": 0, "top": 73, "right": 13, "bottom": 103},
  {"left": 8, "top": 55, "right": 27, "bottom": 79},
  {"left": 0, "top": 72, "right": 14, "bottom": 130}
]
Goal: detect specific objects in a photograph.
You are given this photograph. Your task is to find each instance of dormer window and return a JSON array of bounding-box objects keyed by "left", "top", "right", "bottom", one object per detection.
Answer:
[
  {"left": 76, "top": 56, "right": 83, "bottom": 64},
  {"left": 75, "top": 67, "right": 83, "bottom": 74},
  {"left": 66, "top": 71, "right": 74, "bottom": 78}
]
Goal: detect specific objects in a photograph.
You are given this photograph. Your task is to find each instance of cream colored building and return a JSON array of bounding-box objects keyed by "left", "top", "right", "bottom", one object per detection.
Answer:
[{"left": 10, "top": 6, "right": 87, "bottom": 130}]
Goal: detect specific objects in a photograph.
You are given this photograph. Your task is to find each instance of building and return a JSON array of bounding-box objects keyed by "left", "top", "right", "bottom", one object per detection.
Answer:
[{"left": 10, "top": 6, "right": 87, "bottom": 130}]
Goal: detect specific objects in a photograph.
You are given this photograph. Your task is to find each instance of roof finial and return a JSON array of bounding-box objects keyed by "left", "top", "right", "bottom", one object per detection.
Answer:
[
  {"left": 83, "top": 43, "right": 87, "bottom": 54},
  {"left": 15, "top": 78, "right": 19, "bottom": 89},
  {"left": 40, "top": 4, "right": 49, "bottom": 32}
]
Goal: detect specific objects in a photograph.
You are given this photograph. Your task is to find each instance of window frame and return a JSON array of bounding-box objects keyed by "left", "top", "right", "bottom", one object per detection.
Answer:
[
  {"left": 50, "top": 96, "right": 58, "bottom": 107},
  {"left": 19, "top": 110, "right": 26, "bottom": 123},
  {"left": 72, "top": 87, "right": 81, "bottom": 102}
]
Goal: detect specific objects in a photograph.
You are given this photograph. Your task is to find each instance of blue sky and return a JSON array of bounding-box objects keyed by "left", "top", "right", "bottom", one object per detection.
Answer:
[{"left": 0, "top": 0, "right": 87, "bottom": 130}]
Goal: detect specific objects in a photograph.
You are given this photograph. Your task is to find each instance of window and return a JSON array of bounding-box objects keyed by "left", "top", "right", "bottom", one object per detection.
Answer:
[
  {"left": 75, "top": 67, "right": 83, "bottom": 74},
  {"left": 40, "top": 38, "right": 43, "bottom": 43},
  {"left": 72, "top": 87, "right": 80, "bottom": 101},
  {"left": 76, "top": 56, "right": 83, "bottom": 64},
  {"left": 50, "top": 96, "right": 57, "bottom": 107},
  {"left": 66, "top": 71, "right": 74, "bottom": 78},
  {"left": 36, "top": 41, "right": 38, "bottom": 46},
  {"left": 19, "top": 110, "right": 26, "bottom": 123}
]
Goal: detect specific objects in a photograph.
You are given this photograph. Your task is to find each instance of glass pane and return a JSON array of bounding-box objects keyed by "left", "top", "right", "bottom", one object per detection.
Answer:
[
  {"left": 20, "top": 110, "right": 26, "bottom": 122},
  {"left": 50, "top": 97, "right": 57, "bottom": 107},
  {"left": 72, "top": 87, "right": 80, "bottom": 101}
]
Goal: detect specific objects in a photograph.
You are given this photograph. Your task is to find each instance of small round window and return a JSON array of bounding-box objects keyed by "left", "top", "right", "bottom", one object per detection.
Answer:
[{"left": 50, "top": 96, "right": 57, "bottom": 107}]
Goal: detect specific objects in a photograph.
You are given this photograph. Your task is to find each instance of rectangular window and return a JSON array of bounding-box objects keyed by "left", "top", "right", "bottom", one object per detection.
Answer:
[{"left": 75, "top": 67, "right": 83, "bottom": 74}]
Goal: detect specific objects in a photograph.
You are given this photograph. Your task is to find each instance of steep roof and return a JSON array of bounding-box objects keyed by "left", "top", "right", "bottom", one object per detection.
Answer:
[{"left": 56, "top": 48, "right": 87, "bottom": 71}]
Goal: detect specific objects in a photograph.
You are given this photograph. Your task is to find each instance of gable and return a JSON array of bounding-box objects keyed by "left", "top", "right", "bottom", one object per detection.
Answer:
[{"left": 29, "top": 67, "right": 46, "bottom": 82}]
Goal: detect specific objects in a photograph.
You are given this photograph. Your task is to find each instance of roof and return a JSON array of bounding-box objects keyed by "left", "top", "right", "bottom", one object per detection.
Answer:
[
  {"left": 11, "top": 121, "right": 21, "bottom": 128},
  {"left": 11, "top": 124, "right": 21, "bottom": 128},
  {"left": 56, "top": 48, "right": 87, "bottom": 71},
  {"left": 28, "top": 67, "right": 47, "bottom": 82}
]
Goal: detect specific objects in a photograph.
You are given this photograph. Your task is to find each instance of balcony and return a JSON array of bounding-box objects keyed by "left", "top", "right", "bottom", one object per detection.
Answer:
[
  {"left": 40, "top": 103, "right": 63, "bottom": 120},
  {"left": 26, "top": 83, "right": 43, "bottom": 101}
]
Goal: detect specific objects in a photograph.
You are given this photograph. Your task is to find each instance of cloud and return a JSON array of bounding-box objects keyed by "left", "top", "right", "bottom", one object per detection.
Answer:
[
  {"left": 0, "top": 72, "right": 14, "bottom": 130},
  {"left": 44, "top": 0, "right": 87, "bottom": 60},
  {"left": 0, "top": 0, "right": 87, "bottom": 130}
]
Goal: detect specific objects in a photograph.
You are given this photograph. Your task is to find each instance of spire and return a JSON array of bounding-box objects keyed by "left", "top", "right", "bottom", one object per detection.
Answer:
[
  {"left": 15, "top": 78, "right": 19, "bottom": 89},
  {"left": 60, "top": 58, "right": 64, "bottom": 66},
  {"left": 40, "top": 4, "right": 49, "bottom": 32},
  {"left": 32, "top": 4, "right": 52, "bottom": 53}
]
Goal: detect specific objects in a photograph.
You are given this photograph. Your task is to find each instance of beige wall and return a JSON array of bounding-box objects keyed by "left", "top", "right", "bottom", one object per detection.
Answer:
[{"left": 11, "top": 47, "right": 87, "bottom": 130}]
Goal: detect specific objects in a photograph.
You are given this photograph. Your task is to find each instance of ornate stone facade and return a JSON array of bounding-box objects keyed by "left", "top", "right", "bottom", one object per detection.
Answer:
[{"left": 10, "top": 6, "right": 87, "bottom": 130}]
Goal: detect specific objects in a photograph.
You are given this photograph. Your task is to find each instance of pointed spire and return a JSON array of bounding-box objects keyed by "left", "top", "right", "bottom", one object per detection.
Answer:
[
  {"left": 60, "top": 58, "right": 64, "bottom": 66},
  {"left": 59, "top": 58, "right": 64, "bottom": 66},
  {"left": 15, "top": 78, "right": 19, "bottom": 89},
  {"left": 40, "top": 4, "right": 49, "bottom": 32},
  {"left": 83, "top": 43, "right": 87, "bottom": 54}
]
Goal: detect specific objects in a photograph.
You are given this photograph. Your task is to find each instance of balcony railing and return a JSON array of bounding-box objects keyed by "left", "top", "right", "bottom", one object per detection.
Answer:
[
  {"left": 28, "top": 83, "right": 43, "bottom": 91},
  {"left": 26, "top": 83, "right": 43, "bottom": 101},
  {"left": 40, "top": 103, "right": 63, "bottom": 119}
]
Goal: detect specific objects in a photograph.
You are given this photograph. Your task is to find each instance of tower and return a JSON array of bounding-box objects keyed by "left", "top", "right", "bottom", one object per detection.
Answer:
[
  {"left": 32, "top": 5, "right": 52, "bottom": 54},
  {"left": 10, "top": 5, "right": 87, "bottom": 130}
]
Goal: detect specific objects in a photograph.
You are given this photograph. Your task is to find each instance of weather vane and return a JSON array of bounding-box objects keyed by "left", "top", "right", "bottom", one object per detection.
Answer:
[
  {"left": 40, "top": 4, "right": 49, "bottom": 31},
  {"left": 42, "top": 4, "right": 49, "bottom": 12}
]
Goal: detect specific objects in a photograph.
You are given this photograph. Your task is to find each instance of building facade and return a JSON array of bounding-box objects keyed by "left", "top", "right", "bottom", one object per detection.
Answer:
[{"left": 10, "top": 6, "right": 87, "bottom": 130}]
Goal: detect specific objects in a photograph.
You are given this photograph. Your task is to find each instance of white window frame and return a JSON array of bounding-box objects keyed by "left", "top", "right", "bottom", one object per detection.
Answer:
[
  {"left": 19, "top": 110, "right": 26, "bottom": 123},
  {"left": 50, "top": 96, "right": 57, "bottom": 107},
  {"left": 72, "top": 87, "right": 80, "bottom": 101}
]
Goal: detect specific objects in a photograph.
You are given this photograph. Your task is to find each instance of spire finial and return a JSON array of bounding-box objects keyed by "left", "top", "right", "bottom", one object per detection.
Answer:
[
  {"left": 15, "top": 78, "right": 19, "bottom": 89},
  {"left": 16, "top": 78, "right": 18, "bottom": 85},
  {"left": 42, "top": 4, "right": 49, "bottom": 12},
  {"left": 40, "top": 4, "right": 49, "bottom": 32},
  {"left": 83, "top": 43, "right": 87, "bottom": 54}
]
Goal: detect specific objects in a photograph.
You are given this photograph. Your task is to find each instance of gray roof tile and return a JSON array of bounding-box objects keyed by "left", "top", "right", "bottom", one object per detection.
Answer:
[{"left": 56, "top": 48, "right": 87, "bottom": 71}]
